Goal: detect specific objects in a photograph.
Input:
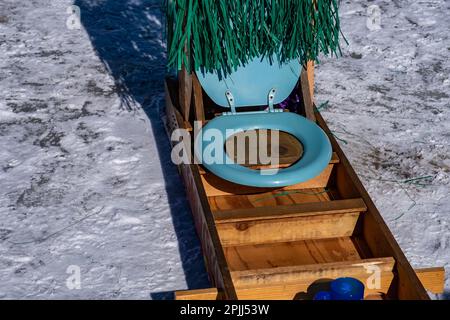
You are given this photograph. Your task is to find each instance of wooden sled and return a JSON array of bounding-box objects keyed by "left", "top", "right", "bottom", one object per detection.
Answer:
[{"left": 164, "top": 63, "right": 444, "bottom": 300}]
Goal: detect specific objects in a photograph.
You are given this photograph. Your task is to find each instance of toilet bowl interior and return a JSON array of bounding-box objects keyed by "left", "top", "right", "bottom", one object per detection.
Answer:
[{"left": 224, "top": 130, "right": 304, "bottom": 170}]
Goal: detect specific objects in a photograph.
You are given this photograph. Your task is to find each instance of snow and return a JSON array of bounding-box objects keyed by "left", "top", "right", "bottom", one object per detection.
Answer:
[{"left": 0, "top": 0, "right": 448, "bottom": 299}]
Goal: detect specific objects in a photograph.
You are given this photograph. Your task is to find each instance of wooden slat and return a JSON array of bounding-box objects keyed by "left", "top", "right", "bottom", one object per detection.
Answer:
[
  {"left": 214, "top": 198, "right": 367, "bottom": 223},
  {"left": 201, "top": 164, "right": 334, "bottom": 197},
  {"left": 364, "top": 294, "right": 385, "bottom": 300},
  {"left": 209, "top": 187, "right": 337, "bottom": 212},
  {"left": 300, "top": 65, "right": 316, "bottom": 122},
  {"left": 307, "top": 60, "right": 315, "bottom": 100},
  {"left": 415, "top": 267, "right": 445, "bottom": 294},
  {"left": 215, "top": 199, "right": 366, "bottom": 246},
  {"left": 184, "top": 120, "right": 193, "bottom": 132},
  {"left": 174, "top": 266, "right": 443, "bottom": 300},
  {"left": 192, "top": 73, "right": 205, "bottom": 124},
  {"left": 178, "top": 67, "right": 192, "bottom": 121},
  {"left": 231, "top": 257, "right": 396, "bottom": 288},
  {"left": 217, "top": 212, "right": 361, "bottom": 246},
  {"left": 335, "top": 165, "right": 360, "bottom": 199},
  {"left": 283, "top": 163, "right": 334, "bottom": 188},
  {"left": 351, "top": 236, "right": 374, "bottom": 258},
  {"left": 173, "top": 274, "right": 393, "bottom": 300},
  {"left": 175, "top": 288, "right": 220, "bottom": 300},
  {"left": 236, "top": 276, "right": 393, "bottom": 300},
  {"left": 315, "top": 111, "right": 430, "bottom": 300},
  {"left": 225, "top": 237, "right": 361, "bottom": 271},
  {"left": 234, "top": 272, "right": 395, "bottom": 300},
  {"left": 330, "top": 152, "right": 340, "bottom": 164}
]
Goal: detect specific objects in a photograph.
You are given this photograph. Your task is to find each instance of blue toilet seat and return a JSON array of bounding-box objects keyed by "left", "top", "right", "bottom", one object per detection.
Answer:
[
  {"left": 194, "top": 55, "right": 332, "bottom": 188},
  {"left": 194, "top": 111, "right": 332, "bottom": 188}
]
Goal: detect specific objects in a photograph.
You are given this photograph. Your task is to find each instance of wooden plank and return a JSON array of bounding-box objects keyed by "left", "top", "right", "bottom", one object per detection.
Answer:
[
  {"left": 335, "top": 165, "right": 360, "bottom": 199},
  {"left": 217, "top": 211, "right": 361, "bottom": 246},
  {"left": 300, "top": 65, "right": 316, "bottom": 122},
  {"left": 178, "top": 67, "right": 192, "bottom": 121},
  {"left": 330, "top": 152, "right": 341, "bottom": 164},
  {"left": 232, "top": 267, "right": 443, "bottom": 299},
  {"left": 351, "top": 236, "right": 374, "bottom": 259},
  {"left": 174, "top": 272, "right": 395, "bottom": 300},
  {"left": 184, "top": 120, "right": 193, "bottom": 132},
  {"left": 209, "top": 187, "right": 336, "bottom": 212},
  {"left": 192, "top": 73, "right": 205, "bottom": 125},
  {"left": 307, "top": 60, "right": 315, "bottom": 100},
  {"left": 283, "top": 164, "right": 334, "bottom": 189},
  {"left": 175, "top": 288, "right": 220, "bottom": 300},
  {"left": 234, "top": 272, "right": 395, "bottom": 299},
  {"left": 225, "top": 237, "right": 362, "bottom": 271},
  {"left": 173, "top": 266, "right": 443, "bottom": 300},
  {"left": 231, "top": 257, "right": 396, "bottom": 288},
  {"left": 315, "top": 111, "right": 430, "bottom": 300},
  {"left": 166, "top": 79, "right": 238, "bottom": 300},
  {"left": 215, "top": 200, "right": 365, "bottom": 246},
  {"left": 214, "top": 198, "right": 367, "bottom": 223},
  {"left": 415, "top": 267, "right": 445, "bottom": 294},
  {"left": 364, "top": 294, "right": 385, "bottom": 300},
  {"left": 201, "top": 164, "right": 334, "bottom": 197}
]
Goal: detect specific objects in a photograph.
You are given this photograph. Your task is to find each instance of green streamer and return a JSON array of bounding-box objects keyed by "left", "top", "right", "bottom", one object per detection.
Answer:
[{"left": 165, "top": 0, "right": 344, "bottom": 76}]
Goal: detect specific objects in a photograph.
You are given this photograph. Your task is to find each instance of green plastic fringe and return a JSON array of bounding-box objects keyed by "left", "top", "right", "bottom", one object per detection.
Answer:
[{"left": 166, "top": 0, "right": 344, "bottom": 75}]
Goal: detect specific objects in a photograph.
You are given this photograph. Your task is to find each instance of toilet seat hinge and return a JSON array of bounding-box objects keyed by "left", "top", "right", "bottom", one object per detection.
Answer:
[
  {"left": 225, "top": 90, "right": 237, "bottom": 114},
  {"left": 222, "top": 88, "right": 282, "bottom": 116},
  {"left": 268, "top": 87, "right": 277, "bottom": 112}
]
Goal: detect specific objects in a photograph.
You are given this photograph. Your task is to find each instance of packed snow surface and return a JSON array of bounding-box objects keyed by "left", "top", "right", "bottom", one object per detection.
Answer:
[{"left": 0, "top": 0, "right": 448, "bottom": 299}]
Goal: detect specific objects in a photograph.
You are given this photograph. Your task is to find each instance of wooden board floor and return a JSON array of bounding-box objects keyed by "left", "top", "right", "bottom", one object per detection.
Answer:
[{"left": 225, "top": 237, "right": 362, "bottom": 271}]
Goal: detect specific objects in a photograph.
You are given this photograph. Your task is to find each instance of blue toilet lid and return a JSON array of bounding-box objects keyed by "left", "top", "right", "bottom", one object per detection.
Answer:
[
  {"left": 196, "top": 55, "right": 301, "bottom": 108},
  {"left": 194, "top": 111, "right": 332, "bottom": 188}
]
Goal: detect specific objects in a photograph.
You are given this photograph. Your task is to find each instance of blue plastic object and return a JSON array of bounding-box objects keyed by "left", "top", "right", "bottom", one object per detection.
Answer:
[
  {"left": 330, "top": 277, "right": 365, "bottom": 300},
  {"left": 312, "top": 278, "right": 365, "bottom": 300},
  {"left": 196, "top": 56, "right": 300, "bottom": 108},
  {"left": 194, "top": 111, "right": 332, "bottom": 188},
  {"left": 314, "top": 291, "right": 332, "bottom": 300}
]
